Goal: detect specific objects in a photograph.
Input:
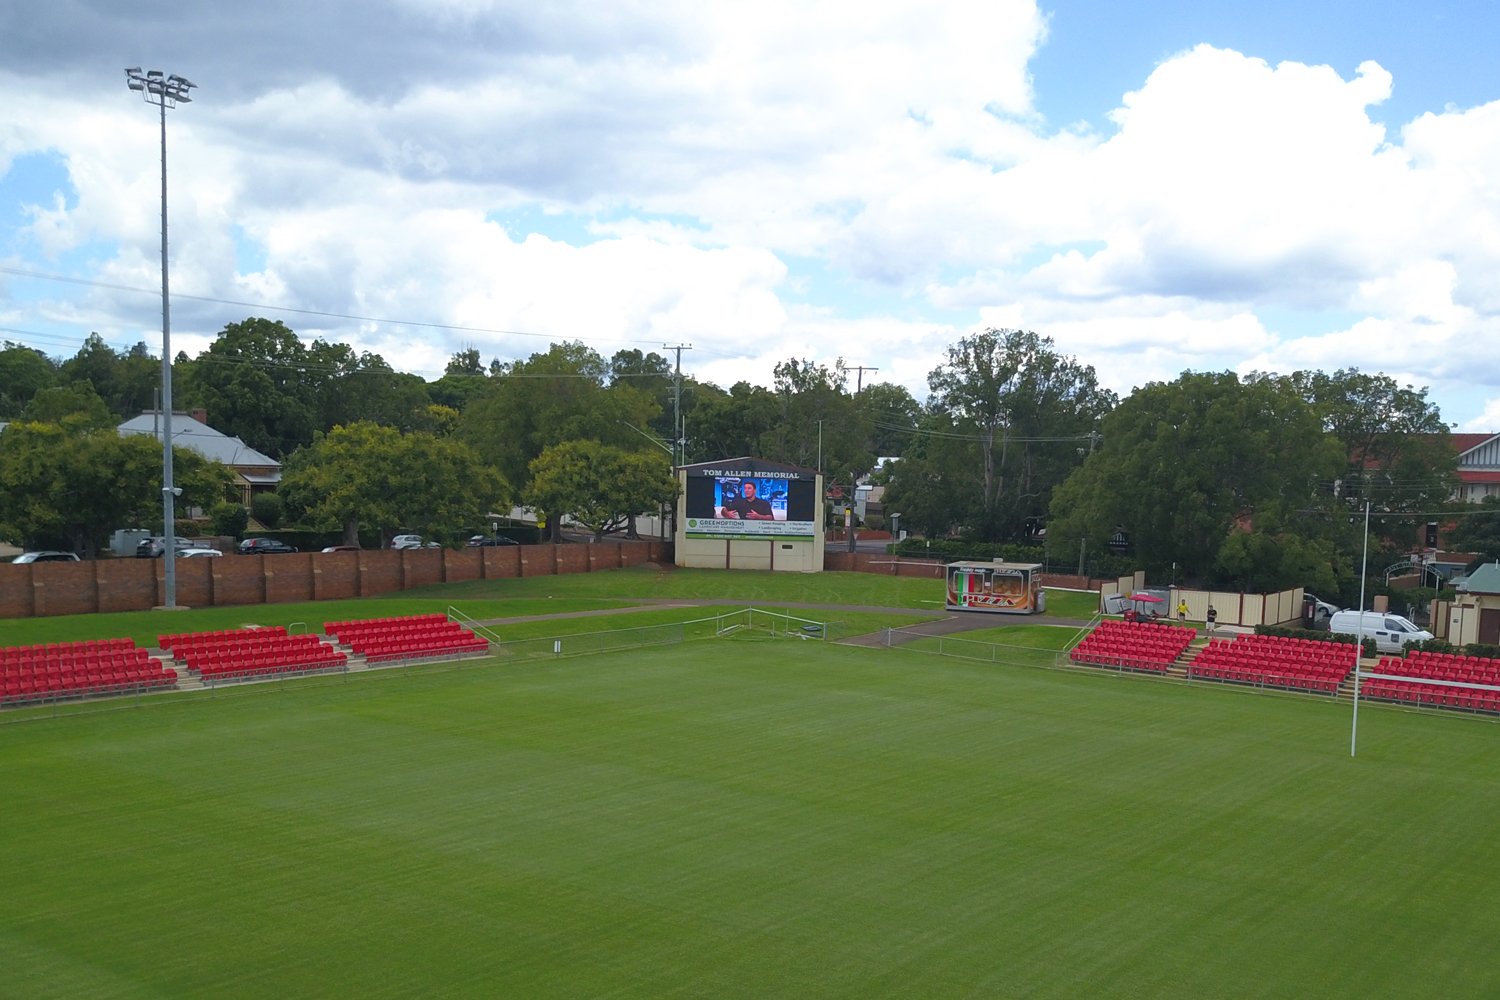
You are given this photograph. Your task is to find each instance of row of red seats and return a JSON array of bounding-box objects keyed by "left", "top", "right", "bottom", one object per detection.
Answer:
[
  {"left": 324, "top": 614, "right": 446, "bottom": 640},
  {"left": 169, "top": 634, "right": 325, "bottom": 659},
  {"left": 1069, "top": 620, "right": 1197, "bottom": 673},
  {"left": 158, "top": 626, "right": 289, "bottom": 652},
  {"left": 1360, "top": 655, "right": 1500, "bottom": 714},
  {"left": 1361, "top": 677, "right": 1500, "bottom": 712},
  {"left": 4, "top": 637, "right": 137, "bottom": 658},
  {"left": 2, "top": 661, "right": 177, "bottom": 704},
  {"left": 3, "top": 647, "right": 151, "bottom": 673},
  {"left": 195, "top": 648, "right": 347, "bottom": 681},
  {"left": 1188, "top": 634, "right": 1354, "bottom": 695},
  {"left": 358, "top": 631, "right": 489, "bottom": 664},
  {"left": 1381, "top": 651, "right": 1500, "bottom": 683}
]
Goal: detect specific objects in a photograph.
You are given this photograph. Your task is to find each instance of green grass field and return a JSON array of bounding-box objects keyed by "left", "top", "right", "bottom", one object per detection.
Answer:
[{"left": 3, "top": 637, "right": 1498, "bottom": 998}]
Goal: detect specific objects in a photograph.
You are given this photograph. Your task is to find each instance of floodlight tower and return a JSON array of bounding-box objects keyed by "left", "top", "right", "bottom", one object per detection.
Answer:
[{"left": 125, "top": 67, "right": 195, "bottom": 608}]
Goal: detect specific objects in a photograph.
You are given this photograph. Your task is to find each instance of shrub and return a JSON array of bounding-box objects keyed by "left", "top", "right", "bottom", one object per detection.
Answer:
[
  {"left": 1255, "top": 624, "right": 1358, "bottom": 644},
  {"left": 893, "top": 538, "right": 1045, "bottom": 563},
  {"left": 209, "top": 502, "right": 249, "bottom": 538},
  {"left": 1463, "top": 642, "right": 1500, "bottom": 660},
  {"left": 174, "top": 519, "right": 201, "bottom": 538},
  {"left": 1402, "top": 637, "right": 1457, "bottom": 656},
  {"left": 250, "top": 493, "right": 283, "bottom": 529}
]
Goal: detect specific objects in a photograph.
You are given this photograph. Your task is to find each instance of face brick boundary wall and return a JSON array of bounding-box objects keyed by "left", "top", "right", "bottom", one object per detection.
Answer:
[
  {"left": 0, "top": 540, "right": 670, "bottom": 618},
  {"left": 821, "top": 552, "right": 1107, "bottom": 591}
]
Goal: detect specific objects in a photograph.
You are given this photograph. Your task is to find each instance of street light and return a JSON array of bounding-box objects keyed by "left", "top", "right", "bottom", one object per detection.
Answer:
[{"left": 125, "top": 67, "right": 196, "bottom": 608}]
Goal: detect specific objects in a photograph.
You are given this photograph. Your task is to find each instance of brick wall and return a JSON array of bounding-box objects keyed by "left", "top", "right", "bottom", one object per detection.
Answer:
[
  {"left": 0, "top": 540, "right": 670, "bottom": 619},
  {"left": 821, "top": 554, "right": 1109, "bottom": 591}
]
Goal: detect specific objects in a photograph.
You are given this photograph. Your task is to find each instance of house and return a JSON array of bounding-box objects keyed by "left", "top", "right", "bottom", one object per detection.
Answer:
[
  {"left": 1451, "top": 433, "right": 1500, "bottom": 501},
  {"left": 1448, "top": 561, "right": 1500, "bottom": 645},
  {"left": 118, "top": 410, "right": 280, "bottom": 506}
]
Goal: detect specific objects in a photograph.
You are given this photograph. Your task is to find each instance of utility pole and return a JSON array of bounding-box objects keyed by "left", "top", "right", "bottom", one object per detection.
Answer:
[
  {"left": 664, "top": 344, "right": 691, "bottom": 466},
  {"left": 126, "top": 67, "right": 195, "bottom": 609},
  {"left": 846, "top": 364, "right": 879, "bottom": 393}
]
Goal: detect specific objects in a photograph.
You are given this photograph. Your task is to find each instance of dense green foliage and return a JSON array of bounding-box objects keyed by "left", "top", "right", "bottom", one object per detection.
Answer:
[
  {"left": 1050, "top": 372, "right": 1349, "bottom": 591},
  {"left": 279, "top": 422, "right": 508, "bottom": 546},
  {"left": 881, "top": 329, "right": 1114, "bottom": 542},
  {"left": 0, "top": 420, "right": 230, "bottom": 555},
  {"left": 4, "top": 641, "right": 1500, "bottom": 998},
  {"left": 523, "top": 440, "right": 678, "bottom": 541}
]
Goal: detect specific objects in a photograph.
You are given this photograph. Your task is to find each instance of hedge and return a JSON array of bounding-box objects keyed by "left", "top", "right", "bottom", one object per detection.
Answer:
[{"left": 892, "top": 539, "right": 1045, "bottom": 563}]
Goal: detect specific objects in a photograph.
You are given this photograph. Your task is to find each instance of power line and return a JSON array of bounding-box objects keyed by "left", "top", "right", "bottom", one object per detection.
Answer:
[
  {"left": 868, "top": 418, "right": 1098, "bottom": 443},
  {"left": 0, "top": 323, "right": 691, "bottom": 381}
]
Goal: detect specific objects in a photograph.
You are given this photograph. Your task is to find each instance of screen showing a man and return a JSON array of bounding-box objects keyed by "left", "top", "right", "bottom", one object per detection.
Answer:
[{"left": 719, "top": 480, "right": 775, "bottom": 519}]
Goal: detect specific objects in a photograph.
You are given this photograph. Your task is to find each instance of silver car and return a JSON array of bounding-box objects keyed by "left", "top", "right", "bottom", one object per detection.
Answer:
[{"left": 12, "top": 551, "right": 81, "bottom": 563}]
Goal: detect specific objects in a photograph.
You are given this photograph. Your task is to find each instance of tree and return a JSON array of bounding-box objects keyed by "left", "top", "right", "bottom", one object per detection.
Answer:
[
  {"left": 20, "top": 381, "right": 114, "bottom": 430},
  {"left": 210, "top": 502, "right": 250, "bottom": 538},
  {"left": 457, "top": 342, "right": 659, "bottom": 493},
  {"left": 926, "top": 329, "right": 1115, "bottom": 539},
  {"left": 858, "top": 382, "right": 922, "bottom": 457},
  {"left": 523, "top": 440, "right": 679, "bottom": 542},
  {"left": 1444, "top": 497, "right": 1500, "bottom": 563},
  {"left": 59, "top": 334, "right": 158, "bottom": 418},
  {"left": 0, "top": 421, "right": 231, "bottom": 557},
  {"left": 250, "top": 493, "right": 284, "bottom": 529},
  {"left": 0, "top": 342, "right": 58, "bottom": 416},
  {"left": 1286, "top": 368, "right": 1458, "bottom": 543},
  {"left": 279, "top": 422, "right": 508, "bottom": 547},
  {"left": 1048, "top": 372, "right": 1344, "bottom": 584},
  {"left": 176, "top": 318, "right": 317, "bottom": 458}
]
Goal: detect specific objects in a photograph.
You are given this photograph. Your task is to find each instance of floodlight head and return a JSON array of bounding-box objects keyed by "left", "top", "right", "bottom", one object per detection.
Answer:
[{"left": 125, "top": 67, "right": 199, "bottom": 108}]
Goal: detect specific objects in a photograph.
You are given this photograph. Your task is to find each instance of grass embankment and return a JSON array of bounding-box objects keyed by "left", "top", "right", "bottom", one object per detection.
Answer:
[
  {"left": 0, "top": 597, "right": 632, "bottom": 649},
  {"left": 411, "top": 565, "right": 1103, "bottom": 618},
  {"left": 2, "top": 641, "right": 1498, "bottom": 998}
]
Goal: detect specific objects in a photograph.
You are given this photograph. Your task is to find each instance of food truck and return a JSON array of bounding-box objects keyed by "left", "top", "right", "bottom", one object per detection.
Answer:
[{"left": 944, "top": 560, "right": 1047, "bottom": 614}]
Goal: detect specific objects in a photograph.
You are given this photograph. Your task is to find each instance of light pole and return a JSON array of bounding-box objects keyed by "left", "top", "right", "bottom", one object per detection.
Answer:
[
  {"left": 125, "top": 67, "right": 195, "bottom": 609},
  {"left": 1351, "top": 499, "right": 1371, "bottom": 757}
]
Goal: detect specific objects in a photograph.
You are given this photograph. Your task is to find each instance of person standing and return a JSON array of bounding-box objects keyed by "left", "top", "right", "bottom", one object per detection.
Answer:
[
  {"left": 1177, "top": 598, "right": 1189, "bottom": 623},
  {"left": 1206, "top": 605, "right": 1217, "bottom": 634}
]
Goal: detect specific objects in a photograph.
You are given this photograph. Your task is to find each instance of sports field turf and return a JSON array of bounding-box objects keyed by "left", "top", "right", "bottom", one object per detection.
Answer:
[{"left": 3, "top": 638, "right": 1498, "bottom": 998}]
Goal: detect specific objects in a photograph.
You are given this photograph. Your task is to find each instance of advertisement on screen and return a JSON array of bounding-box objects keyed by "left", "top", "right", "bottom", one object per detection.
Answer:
[{"left": 684, "top": 474, "right": 817, "bottom": 539}]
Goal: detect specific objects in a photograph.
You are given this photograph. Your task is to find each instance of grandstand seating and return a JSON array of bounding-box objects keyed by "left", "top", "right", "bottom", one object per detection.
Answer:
[
  {"left": 159, "top": 627, "right": 347, "bottom": 682},
  {"left": 323, "top": 614, "right": 489, "bottom": 663},
  {"left": 1068, "top": 620, "right": 1196, "bottom": 672},
  {"left": 0, "top": 638, "right": 176, "bottom": 705},
  {"left": 1362, "top": 650, "right": 1500, "bottom": 712},
  {"left": 1186, "top": 633, "right": 1354, "bottom": 694}
]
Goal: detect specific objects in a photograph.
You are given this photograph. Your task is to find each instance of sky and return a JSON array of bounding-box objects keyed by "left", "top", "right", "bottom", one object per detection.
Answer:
[{"left": 3, "top": 0, "right": 1500, "bottom": 427}]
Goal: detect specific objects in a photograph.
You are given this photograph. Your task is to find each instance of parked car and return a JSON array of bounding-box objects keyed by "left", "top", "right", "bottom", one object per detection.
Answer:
[
  {"left": 321, "top": 545, "right": 361, "bottom": 553},
  {"left": 467, "top": 534, "right": 519, "bottom": 547},
  {"left": 391, "top": 534, "right": 440, "bottom": 550},
  {"left": 12, "top": 550, "right": 81, "bottom": 563},
  {"left": 178, "top": 548, "right": 223, "bottom": 558},
  {"left": 237, "top": 537, "right": 298, "bottom": 555},
  {"left": 1303, "top": 592, "right": 1340, "bottom": 628},
  {"left": 136, "top": 536, "right": 195, "bottom": 558},
  {"left": 1328, "top": 609, "right": 1433, "bottom": 654}
]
